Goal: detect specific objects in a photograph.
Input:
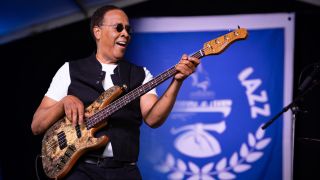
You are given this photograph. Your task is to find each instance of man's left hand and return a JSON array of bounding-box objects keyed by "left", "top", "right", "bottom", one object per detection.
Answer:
[{"left": 174, "top": 54, "right": 200, "bottom": 81}]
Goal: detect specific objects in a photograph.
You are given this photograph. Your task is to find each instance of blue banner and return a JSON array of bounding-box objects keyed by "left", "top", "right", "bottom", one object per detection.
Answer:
[{"left": 126, "top": 13, "right": 294, "bottom": 180}]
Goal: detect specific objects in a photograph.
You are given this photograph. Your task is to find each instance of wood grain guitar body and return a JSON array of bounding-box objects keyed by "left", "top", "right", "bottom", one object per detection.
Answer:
[{"left": 41, "top": 86, "right": 124, "bottom": 179}]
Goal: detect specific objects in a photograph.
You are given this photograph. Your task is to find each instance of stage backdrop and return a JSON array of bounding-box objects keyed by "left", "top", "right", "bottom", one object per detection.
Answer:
[{"left": 125, "top": 13, "right": 295, "bottom": 180}]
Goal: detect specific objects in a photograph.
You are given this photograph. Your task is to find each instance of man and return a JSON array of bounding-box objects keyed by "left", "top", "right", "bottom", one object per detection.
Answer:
[{"left": 31, "top": 5, "right": 199, "bottom": 180}]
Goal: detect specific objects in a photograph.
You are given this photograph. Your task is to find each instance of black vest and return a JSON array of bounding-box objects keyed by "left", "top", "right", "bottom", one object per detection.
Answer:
[{"left": 68, "top": 54, "right": 145, "bottom": 162}]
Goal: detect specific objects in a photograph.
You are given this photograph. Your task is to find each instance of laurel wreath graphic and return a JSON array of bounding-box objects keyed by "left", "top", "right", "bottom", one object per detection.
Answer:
[{"left": 155, "top": 124, "right": 271, "bottom": 180}]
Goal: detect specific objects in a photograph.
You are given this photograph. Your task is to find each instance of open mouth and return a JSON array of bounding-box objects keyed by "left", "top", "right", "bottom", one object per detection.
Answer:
[{"left": 116, "top": 41, "right": 127, "bottom": 47}]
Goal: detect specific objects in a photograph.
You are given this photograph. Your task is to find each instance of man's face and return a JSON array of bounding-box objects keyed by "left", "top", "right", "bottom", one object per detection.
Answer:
[{"left": 95, "top": 9, "right": 131, "bottom": 62}]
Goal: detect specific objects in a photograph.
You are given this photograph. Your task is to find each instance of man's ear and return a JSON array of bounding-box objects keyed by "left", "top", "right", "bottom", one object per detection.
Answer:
[{"left": 93, "top": 26, "right": 101, "bottom": 40}]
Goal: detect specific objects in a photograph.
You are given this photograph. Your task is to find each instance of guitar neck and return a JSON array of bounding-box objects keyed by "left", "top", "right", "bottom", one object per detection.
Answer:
[{"left": 86, "top": 50, "right": 205, "bottom": 129}]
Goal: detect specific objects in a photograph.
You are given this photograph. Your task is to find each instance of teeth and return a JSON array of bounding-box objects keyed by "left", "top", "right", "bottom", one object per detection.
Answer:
[{"left": 117, "top": 42, "right": 126, "bottom": 45}]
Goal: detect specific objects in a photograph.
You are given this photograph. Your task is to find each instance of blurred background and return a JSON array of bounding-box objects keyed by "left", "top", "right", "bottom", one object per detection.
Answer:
[{"left": 0, "top": 0, "right": 319, "bottom": 179}]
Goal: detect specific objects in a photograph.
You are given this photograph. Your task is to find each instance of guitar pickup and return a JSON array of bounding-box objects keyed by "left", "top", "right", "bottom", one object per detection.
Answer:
[
  {"left": 57, "top": 131, "right": 67, "bottom": 150},
  {"left": 75, "top": 124, "right": 82, "bottom": 138}
]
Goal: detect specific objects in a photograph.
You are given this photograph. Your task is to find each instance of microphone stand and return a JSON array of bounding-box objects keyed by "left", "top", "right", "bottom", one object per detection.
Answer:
[
  {"left": 261, "top": 78, "right": 319, "bottom": 179},
  {"left": 262, "top": 79, "right": 319, "bottom": 130},
  {"left": 263, "top": 61, "right": 319, "bottom": 129}
]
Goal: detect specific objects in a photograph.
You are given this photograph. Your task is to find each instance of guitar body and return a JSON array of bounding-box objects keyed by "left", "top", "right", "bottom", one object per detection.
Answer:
[{"left": 41, "top": 86, "right": 124, "bottom": 179}]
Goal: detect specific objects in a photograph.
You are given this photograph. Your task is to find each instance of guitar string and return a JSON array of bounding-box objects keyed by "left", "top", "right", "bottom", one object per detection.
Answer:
[
  {"left": 85, "top": 52, "right": 200, "bottom": 128},
  {"left": 44, "top": 31, "right": 241, "bottom": 151}
]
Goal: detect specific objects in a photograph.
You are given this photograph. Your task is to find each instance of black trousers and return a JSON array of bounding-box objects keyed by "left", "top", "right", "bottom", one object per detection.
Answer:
[{"left": 63, "top": 159, "right": 142, "bottom": 180}]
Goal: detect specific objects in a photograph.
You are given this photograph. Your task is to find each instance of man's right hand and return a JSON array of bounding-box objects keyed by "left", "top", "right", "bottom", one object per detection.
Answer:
[
  {"left": 62, "top": 95, "right": 85, "bottom": 126},
  {"left": 32, "top": 95, "right": 84, "bottom": 135}
]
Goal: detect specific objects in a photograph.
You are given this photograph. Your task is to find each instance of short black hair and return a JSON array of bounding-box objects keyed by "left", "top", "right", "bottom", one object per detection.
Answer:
[{"left": 90, "top": 5, "right": 122, "bottom": 38}]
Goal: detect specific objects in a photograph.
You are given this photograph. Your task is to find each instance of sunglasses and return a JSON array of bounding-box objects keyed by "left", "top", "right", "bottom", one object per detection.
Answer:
[{"left": 100, "top": 23, "right": 132, "bottom": 34}]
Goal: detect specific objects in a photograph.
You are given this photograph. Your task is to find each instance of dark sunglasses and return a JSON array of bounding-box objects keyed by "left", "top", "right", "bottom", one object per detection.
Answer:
[{"left": 100, "top": 23, "right": 132, "bottom": 34}]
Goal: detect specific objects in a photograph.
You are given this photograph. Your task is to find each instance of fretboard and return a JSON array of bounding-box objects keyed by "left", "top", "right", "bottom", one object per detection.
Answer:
[{"left": 86, "top": 49, "right": 204, "bottom": 129}]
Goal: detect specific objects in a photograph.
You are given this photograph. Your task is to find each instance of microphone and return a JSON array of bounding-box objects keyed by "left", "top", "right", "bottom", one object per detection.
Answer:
[{"left": 298, "top": 61, "right": 320, "bottom": 92}]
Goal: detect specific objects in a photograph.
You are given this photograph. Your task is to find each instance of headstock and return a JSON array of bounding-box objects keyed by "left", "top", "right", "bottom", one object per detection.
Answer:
[{"left": 202, "top": 28, "right": 248, "bottom": 56}]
